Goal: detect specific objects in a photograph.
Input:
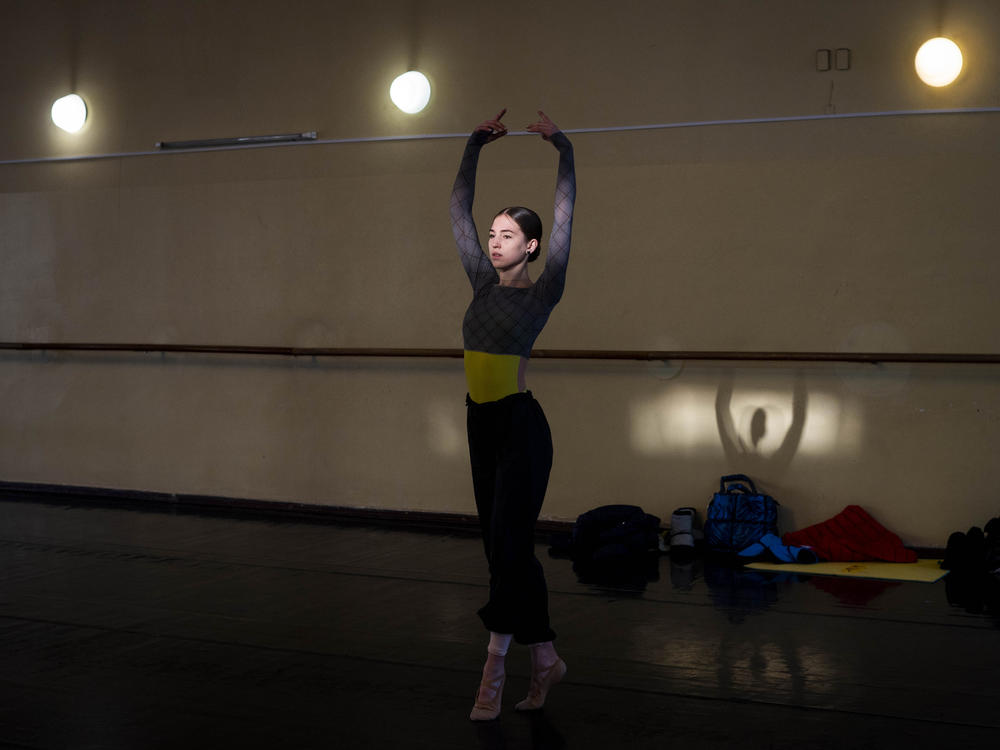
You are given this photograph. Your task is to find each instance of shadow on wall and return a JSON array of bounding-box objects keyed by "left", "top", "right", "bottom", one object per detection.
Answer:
[
  {"left": 714, "top": 371, "right": 807, "bottom": 478},
  {"left": 629, "top": 372, "right": 863, "bottom": 465}
]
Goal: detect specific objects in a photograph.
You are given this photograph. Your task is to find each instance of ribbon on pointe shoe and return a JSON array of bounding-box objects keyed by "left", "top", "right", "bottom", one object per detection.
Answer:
[
  {"left": 470, "top": 673, "right": 505, "bottom": 721},
  {"left": 514, "top": 659, "right": 566, "bottom": 711}
]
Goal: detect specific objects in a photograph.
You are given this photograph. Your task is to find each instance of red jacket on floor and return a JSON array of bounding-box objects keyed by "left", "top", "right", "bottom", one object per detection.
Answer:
[{"left": 782, "top": 505, "right": 918, "bottom": 563}]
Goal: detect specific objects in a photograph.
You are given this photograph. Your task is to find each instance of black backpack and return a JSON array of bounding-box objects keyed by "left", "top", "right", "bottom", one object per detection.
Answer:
[{"left": 570, "top": 504, "right": 661, "bottom": 563}]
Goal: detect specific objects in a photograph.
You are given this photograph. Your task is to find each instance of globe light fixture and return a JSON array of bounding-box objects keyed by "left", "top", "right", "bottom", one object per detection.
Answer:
[
  {"left": 914, "top": 37, "right": 963, "bottom": 87},
  {"left": 389, "top": 71, "right": 431, "bottom": 114},
  {"left": 51, "top": 93, "right": 88, "bottom": 132}
]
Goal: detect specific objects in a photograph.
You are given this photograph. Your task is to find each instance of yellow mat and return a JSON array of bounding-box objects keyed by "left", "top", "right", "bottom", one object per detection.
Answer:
[{"left": 744, "top": 558, "right": 948, "bottom": 583}]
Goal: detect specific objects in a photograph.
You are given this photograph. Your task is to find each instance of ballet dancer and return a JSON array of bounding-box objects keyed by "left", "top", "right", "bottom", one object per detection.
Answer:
[{"left": 449, "top": 108, "right": 576, "bottom": 720}]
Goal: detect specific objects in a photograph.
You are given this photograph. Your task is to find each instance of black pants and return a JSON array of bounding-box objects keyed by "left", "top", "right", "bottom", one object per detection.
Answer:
[{"left": 466, "top": 391, "right": 556, "bottom": 644}]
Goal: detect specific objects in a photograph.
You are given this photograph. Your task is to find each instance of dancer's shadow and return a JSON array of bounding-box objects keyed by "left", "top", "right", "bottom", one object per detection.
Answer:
[{"left": 715, "top": 371, "right": 808, "bottom": 478}]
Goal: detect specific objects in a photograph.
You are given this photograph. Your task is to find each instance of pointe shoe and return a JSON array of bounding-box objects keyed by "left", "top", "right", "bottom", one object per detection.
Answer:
[
  {"left": 514, "top": 658, "right": 566, "bottom": 711},
  {"left": 470, "top": 673, "right": 505, "bottom": 721}
]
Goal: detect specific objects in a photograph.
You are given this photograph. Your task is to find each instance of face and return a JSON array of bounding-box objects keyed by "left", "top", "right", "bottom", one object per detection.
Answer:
[{"left": 488, "top": 214, "right": 537, "bottom": 270}]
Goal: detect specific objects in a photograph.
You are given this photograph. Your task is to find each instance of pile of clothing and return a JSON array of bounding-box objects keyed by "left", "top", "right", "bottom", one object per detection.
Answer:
[{"left": 737, "top": 504, "right": 916, "bottom": 564}]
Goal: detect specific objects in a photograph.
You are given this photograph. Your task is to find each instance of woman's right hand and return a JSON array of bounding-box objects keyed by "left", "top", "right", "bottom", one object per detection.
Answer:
[{"left": 474, "top": 109, "right": 508, "bottom": 143}]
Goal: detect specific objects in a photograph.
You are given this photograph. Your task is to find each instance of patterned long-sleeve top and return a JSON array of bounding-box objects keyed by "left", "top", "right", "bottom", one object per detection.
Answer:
[{"left": 450, "top": 130, "right": 576, "bottom": 402}]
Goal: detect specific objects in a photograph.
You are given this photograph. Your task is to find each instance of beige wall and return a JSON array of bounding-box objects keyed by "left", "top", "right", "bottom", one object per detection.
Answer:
[{"left": 2, "top": 0, "right": 999, "bottom": 547}]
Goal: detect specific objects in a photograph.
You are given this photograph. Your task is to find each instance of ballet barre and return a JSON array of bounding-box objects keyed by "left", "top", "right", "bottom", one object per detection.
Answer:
[
  {"left": 3, "top": 107, "right": 999, "bottom": 166},
  {"left": 1, "top": 342, "right": 998, "bottom": 365}
]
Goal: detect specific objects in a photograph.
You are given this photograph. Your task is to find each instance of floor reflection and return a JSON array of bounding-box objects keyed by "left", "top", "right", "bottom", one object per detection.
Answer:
[
  {"left": 945, "top": 571, "right": 1000, "bottom": 627},
  {"left": 703, "top": 563, "right": 799, "bottom": 623},
  {"left": 472, "top": 709, "right": 567, "bottom": 750},
  {"left": 808, "top": 575, "right": 900, "bottom": 606},
  {"left": 569, "top": 554, "right": 661, "bottom": 594},
  {"left": 551, "top": 541, "right": 914, "bottom": 612},
  {"left": 699, "top": 560, "right": 836, "bottom": 705}
]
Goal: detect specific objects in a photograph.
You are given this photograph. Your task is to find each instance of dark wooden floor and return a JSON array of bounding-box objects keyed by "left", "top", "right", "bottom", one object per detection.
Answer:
[{"left": 1, "top": 496, "right": 998, "bottom": 749}]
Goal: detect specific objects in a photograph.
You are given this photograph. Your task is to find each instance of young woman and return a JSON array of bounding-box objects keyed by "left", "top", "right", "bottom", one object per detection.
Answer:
[{"left": 449, "top": 109, "right": 576, "bottom": 720}]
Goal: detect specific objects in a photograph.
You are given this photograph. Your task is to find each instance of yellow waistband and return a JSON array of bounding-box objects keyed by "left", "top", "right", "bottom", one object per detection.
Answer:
[{"left": 464, "top": 350, "right": 523, "bottom": 403}]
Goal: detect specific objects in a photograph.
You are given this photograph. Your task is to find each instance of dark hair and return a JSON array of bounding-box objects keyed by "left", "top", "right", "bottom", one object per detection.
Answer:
[{"left": 496, "top": 206, "right": 543, "bottom": 262}]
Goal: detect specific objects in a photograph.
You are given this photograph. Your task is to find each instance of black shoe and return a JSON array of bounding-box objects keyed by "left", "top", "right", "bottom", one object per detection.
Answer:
[
  {"left": 967, "top": 526, "right": 987, "bottom": 570},
  {"left": 941, "top": 530, "right": 969, "bottom": 571},
  {"left": 984, "top": 517, "right": 1000, "bottom": 573}
]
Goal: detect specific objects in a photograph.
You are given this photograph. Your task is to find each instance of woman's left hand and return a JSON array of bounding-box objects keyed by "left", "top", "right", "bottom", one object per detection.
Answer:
[{"left": 526, "top": 111, "right": 560, "bottom": 141}]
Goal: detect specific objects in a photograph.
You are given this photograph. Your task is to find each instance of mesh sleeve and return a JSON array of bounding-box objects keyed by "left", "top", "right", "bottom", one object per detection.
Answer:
[
  {"left": 450, "top": 131, "right": 498, "bottom": 290},
  {"left": 535, "top": 131, "right": 576, "bottom": 305}
]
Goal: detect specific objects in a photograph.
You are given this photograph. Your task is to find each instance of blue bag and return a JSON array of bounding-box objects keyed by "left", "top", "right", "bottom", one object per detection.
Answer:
[{"left": 704, "top": 474, "right": 779, "bottom": 552}]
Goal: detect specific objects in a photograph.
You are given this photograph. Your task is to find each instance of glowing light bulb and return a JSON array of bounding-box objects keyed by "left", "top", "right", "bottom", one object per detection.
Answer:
[
  {"left": 389, "top": 71, "right": 431, "bottom": 114},
  {"left": 915, "top": 37, "right": 963, "bottom": 87},
  {"left": 51, "top": 93, "right": 88, "bottom": 132}
]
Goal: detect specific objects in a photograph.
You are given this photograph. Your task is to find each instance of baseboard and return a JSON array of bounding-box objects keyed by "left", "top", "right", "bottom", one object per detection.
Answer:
[{"left": 0, "top": 479, "right": 574, "bottom": 538}]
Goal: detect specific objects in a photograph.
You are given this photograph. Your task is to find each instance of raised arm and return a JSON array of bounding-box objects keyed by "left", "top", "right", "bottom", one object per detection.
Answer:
[
  {"left": 528, "top": 111, "right": 576, "bottom": 304},
  {"left": 450, "top": 109, "right": 507, "bottom": 290}
]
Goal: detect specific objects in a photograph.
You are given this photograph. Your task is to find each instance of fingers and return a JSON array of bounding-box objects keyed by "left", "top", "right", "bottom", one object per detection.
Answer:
[
  {"left": 485, "top": 108, "right": 506, "bottom": 130},
  {"left": 474, "top": 109, "right": 559, "bottom": 141},
  {"left": 525, "top": 110, "right": 559, "bottom": 140},
  {"left": 473, "top": 108, "right": 508, "bottom": 141},
  {"left": 486, "top": 120, "right": 508, "bottom": 141}
]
